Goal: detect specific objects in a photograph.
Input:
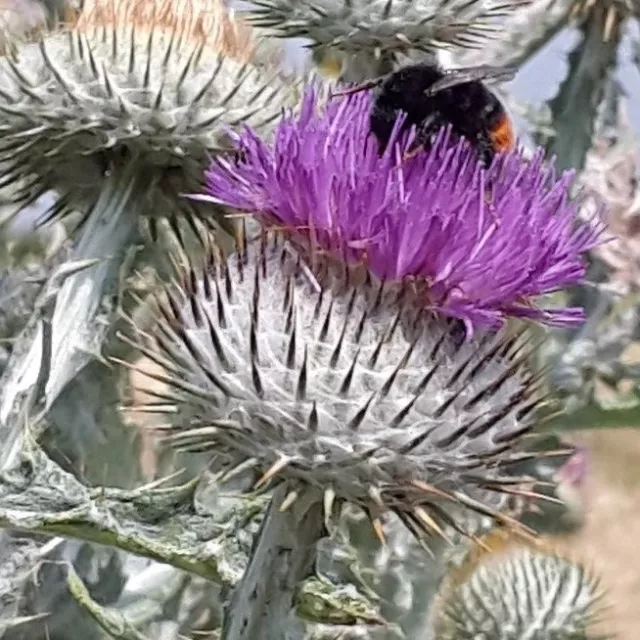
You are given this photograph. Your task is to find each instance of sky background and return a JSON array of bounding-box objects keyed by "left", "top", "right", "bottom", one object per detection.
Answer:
[{"left": 509, "top": 20, "right": 640, "bottom": 131}]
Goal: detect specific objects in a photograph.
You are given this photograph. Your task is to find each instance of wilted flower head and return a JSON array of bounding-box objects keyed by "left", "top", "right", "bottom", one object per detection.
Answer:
[
  {"left": 0, "top": 0, "right": 293, "bottom": 229},
  {"left": 125, "top": 235, "right": 548, "bottom": 542},
  {"left": 201, "top": 86, "right": 603, "bottom": 331}
]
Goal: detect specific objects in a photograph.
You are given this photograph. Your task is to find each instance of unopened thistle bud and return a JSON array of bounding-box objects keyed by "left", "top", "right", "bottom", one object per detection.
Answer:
[
  {"left": 432, "top": 529, "right": 606, "bottom": 639},
  {"left": 200, "top": 86, "right": 604, "bottom": 332},
  {"left": 0, "top": 0, "right": 295, "bottom": 231},
  {"left": 245, "top": 0, "right": 531, "bottom": 56},
  {"left": 123, "top": 236, "right": 549, "bottom": 542}
]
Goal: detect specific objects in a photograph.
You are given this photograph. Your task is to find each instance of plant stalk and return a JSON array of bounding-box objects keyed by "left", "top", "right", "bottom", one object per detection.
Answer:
[
  {"left": 0, "top": 445, "right": 380, "bottom": 626},
  {"left": 221, "top": 484, "right": 327, "bottom": 640}
]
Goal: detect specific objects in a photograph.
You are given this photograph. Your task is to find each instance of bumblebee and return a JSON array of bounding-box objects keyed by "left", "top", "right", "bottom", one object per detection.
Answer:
[{"left": 336, "top": 62, "right": 517, "bottom": 166}]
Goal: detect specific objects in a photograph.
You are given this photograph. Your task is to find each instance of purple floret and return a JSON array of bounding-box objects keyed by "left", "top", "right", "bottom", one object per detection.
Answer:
[{"left": 198, "top": 85, "right": 604, "bottom": 331}]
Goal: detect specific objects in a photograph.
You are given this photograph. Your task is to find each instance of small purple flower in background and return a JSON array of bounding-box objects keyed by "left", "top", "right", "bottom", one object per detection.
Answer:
[
  {"left": 200, "top": 85, "right": 604, "bottom": 332},
  {"left": 556, "top": 444, "right": 590, "bottom": 490}
]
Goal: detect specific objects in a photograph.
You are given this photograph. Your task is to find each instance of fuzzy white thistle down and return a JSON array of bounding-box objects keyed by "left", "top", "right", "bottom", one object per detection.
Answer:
[{"left": 124, "top": 235, "right": 546, "bottom": 541}]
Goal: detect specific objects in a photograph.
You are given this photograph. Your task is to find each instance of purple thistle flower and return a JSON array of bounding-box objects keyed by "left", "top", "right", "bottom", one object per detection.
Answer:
[{"left": 199, "top": 85, "right": 604, "bottom": 332}]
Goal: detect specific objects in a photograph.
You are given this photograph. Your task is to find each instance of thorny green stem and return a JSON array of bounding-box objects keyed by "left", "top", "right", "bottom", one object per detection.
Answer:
[
  {"left": 221, "top": 484, "right": 327, "bottom": 640},
  {"left": 0, "top": 445, "right": 382, "bottom": 627}
]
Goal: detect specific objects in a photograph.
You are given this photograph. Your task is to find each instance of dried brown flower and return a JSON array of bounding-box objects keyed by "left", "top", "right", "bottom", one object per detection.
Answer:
[{"left": 74, "top": 0, "right": 258, "bottom": 62}]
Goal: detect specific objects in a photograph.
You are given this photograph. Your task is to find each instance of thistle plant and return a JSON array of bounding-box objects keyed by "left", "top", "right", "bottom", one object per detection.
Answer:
[
  {"left": 122, "top": 234, "right": 559, "bottom": 637},
  {"left": 147, "top": 81, "right": 599, "bottom": 638},
  {"left": 0, "top": 0, "right": 290, "bottom": 228},
  {"left": 0, "top": 0, "right": 297, "bottom": 472},
  {"left": 201, "top": 87, "right": 601, "bottom": 329},
  {"left": 0, "top": 0, "right": 637, "bottom": 639}
]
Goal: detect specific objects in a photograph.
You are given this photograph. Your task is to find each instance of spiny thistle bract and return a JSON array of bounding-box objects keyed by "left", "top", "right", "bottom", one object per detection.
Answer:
[
  {"left": 0, "top": 0, "right": 295, "bottom": 232},
  {"left": 245, "top": 0, "right": 531, "bottom": 54},
  {"left": 199, "top": 86, "right": 604, "bottom": 332},
  {"left": 432, "top": 530, "right": 607, "bottom": 639},
  {"left": 123, "top": 234, "right": 549, "bottom": 544}
]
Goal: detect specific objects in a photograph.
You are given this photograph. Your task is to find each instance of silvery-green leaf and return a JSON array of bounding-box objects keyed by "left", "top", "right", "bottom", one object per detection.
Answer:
[{"left": 542, "top": 5, "right": 623, "bottom": 172}]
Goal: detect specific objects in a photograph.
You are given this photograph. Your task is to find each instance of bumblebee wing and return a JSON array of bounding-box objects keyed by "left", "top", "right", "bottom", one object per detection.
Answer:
[{"left": 424, "top": 65, "right": 516, "bottom": 97}]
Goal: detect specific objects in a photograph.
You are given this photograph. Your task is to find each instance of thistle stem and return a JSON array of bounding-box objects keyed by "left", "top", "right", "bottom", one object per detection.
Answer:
[
  {"left": 0, "top": 447, "right": 380, "bottom": 625},
  {"left": 221, "top": 485, "right": 326, "bottom": 640}
]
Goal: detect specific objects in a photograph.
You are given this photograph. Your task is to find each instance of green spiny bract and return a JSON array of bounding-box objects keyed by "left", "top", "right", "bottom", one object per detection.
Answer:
[
  {"left": 0, "top": 5, "right": 297, "bottom": 232},
  {"left": 245, "top": 0, "right": 531, "bottom": 55},
  {"left": 433, "top": 536, "right": 607, "bottom": 639},
  {"left": 123, "top": 233, "right": 547, "bottom": 542}
]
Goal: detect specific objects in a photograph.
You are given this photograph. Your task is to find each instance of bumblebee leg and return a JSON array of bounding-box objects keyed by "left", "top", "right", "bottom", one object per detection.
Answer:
[
  {"left": 402, "top": 143, "right": 426, "bottom": 161},
  {"left": 370, "top": 104, "right": 403, "bottom": 156},
  {"left": 234, "top": 147, "right": 248, "bottom": 164},
  {"left": 474, "top": 136, "right": 498, "bottom": 204},
  {"left": 401, "top": 114, "right": 446, "bottom": 161},
  {"left": 475, "top": 135, "right": 496, "bottom": 168}
]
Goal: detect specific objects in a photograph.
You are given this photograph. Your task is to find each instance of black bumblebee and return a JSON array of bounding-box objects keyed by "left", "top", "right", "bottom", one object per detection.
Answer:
[{"left": 335, "top": 62, "right": 517, "bottom": 167}]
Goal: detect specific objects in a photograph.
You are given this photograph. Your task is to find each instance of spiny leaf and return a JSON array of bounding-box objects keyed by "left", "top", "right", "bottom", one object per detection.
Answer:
[{"left": 541, "top": 2, "right": 622, "bottom": 172}]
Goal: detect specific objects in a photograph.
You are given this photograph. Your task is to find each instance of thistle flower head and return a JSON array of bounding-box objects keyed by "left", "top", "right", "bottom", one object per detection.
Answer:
[
  {"left": 0, "top": 0, "right": 295, "bottom": 229},
  {"left": 125, "top": 235, "right": 548, "bottom": 542},
  {"left": 433, "top": 529, "right": 607, "bottom": 639},
  {"left": 245, "top": 0, "right": 530, "bottom": 55},
  {"left": 201, "top": 86, "right": 603, "bottom": 332}
]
